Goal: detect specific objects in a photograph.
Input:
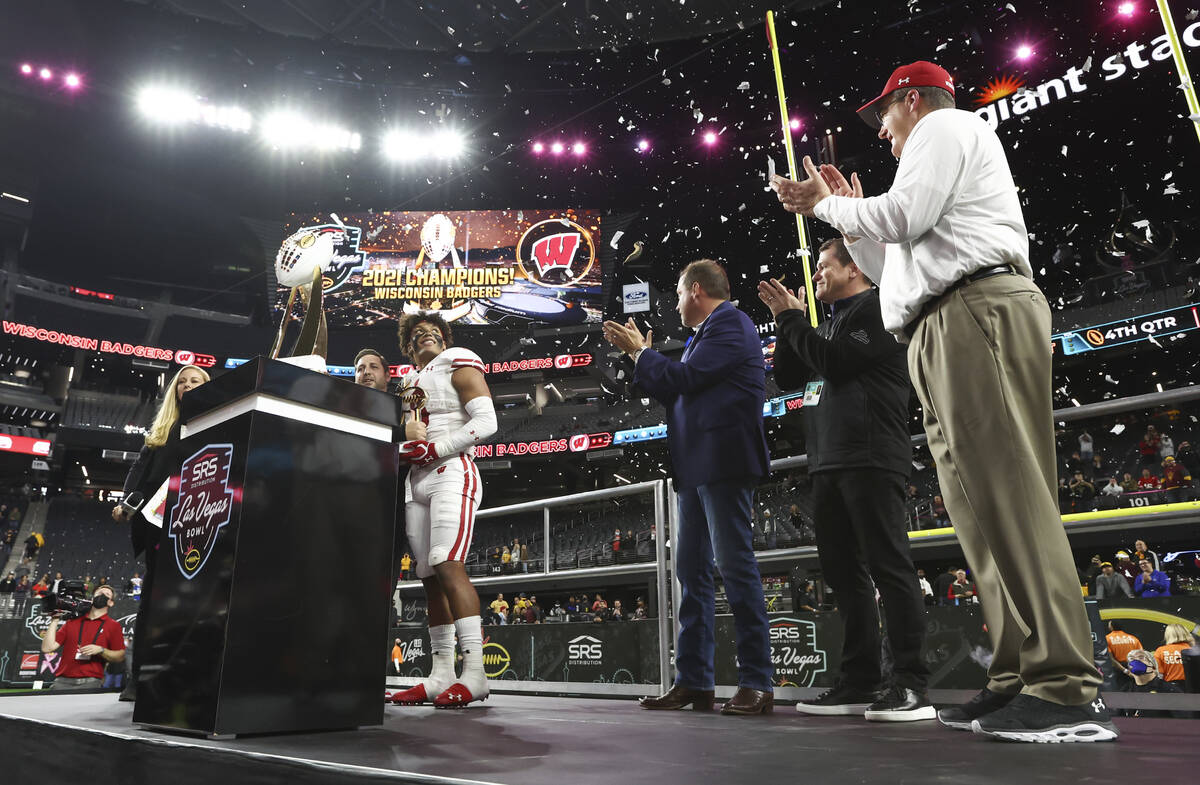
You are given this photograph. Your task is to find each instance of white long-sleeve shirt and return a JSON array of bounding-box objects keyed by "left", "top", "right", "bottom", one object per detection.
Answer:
[{"left": 813, "top": 108, "right": 1031, "bottom": 342}]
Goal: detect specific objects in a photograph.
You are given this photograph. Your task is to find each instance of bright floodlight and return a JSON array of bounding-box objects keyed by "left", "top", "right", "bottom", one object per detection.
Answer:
[
  {"left": 432, "top": 130, "right": 464, "bottom": 158},
  {"left": 789, "top": 117, "right": 801, "bottom": 130},
  {"left": 38, "top": 67, "right": 52, "bottom": 80},
  {"left": 64, "top": 73, "right": 81, "bottom": 89},
  {"left": 571, "top": 141, "right": 586, "bottom": 155},
  {"left": 136, "top": 86, "right": 193, "bottom": 124},
  {"left": 1117, "top": 1, "right": 1135, "bottom": 15},
  {"left": 532, "top": 141, "right": 545, "bottom": 154},
  {"left": 550, "top": 141, "right": 564, "bottom": 155},
  {"left": 1016, "top": 44, "right": 1033, "bottom": 60},
  {"left": 262, "top": 111, "right": 360, "bottom": 152},
  {"left": 19, "top": 63, "right": 32, "bottom": 75},
  {"left": 703, "top": 131, "right": 718, "bottom": 145},
  {"left": 637, "top": 139, "right": 650, "bottom": 151},
  {"left": 383, "top": 130, "right": 421, "bottom": 161}
]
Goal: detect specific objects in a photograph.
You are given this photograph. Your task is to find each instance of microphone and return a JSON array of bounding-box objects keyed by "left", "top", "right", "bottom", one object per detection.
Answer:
[{"left": 120, "top": 491, "right": 145, "bottom": 516}]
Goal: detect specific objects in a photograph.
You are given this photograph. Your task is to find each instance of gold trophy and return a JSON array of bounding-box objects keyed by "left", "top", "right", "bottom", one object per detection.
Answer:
[{"left": 270, "top": 221, "right": 340, "bottom": 361}]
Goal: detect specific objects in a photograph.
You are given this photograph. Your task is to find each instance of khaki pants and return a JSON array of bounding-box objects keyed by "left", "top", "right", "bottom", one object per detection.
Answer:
[{"left": 908, "top": 273, "right": 1100, "bottom": 705}]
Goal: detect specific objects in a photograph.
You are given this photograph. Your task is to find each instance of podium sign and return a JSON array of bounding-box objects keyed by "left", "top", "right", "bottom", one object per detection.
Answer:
[{"left": 134, "top": 357, "right": 402, "bottom": 736}]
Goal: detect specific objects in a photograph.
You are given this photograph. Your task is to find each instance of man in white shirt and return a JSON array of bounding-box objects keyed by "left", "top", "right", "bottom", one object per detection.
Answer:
[{"left": 769, "top": 61, "right": 1115, "bottom": 743}]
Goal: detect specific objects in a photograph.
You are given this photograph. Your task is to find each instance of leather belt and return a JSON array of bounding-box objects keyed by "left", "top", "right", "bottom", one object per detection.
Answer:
[{"left": 905, "top": 264, "right": 1016, "bottom": 338}]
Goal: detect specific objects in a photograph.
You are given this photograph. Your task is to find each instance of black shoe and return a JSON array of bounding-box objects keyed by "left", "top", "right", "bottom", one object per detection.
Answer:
[
  {"left": 795, "top": 683, "right": 882, "bottom": 716},
  {"left": 864, "top": 686, "right": 936, "bottom": 722},
  {"left": 937, "top": 687, "right": 1016, "bottom": 730},
  {"left": 971, "top": 693, "right": 1119, "bottom": 743},
  {"left": 118, "top": 682, "right": 136, "bottom": 703}
]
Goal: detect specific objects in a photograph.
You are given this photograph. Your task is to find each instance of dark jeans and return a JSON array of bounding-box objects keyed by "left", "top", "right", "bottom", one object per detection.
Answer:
[
  {"left": 812, "top": 469, "right": 929, "bottom": 692},
  {"left": 675, "top": 479, "right": 773, "bottom": 692}
]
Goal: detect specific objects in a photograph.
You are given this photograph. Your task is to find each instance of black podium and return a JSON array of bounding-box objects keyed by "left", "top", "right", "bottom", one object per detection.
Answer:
[{"left": 133, "top": 357, "right": 403, "bottom": 737}]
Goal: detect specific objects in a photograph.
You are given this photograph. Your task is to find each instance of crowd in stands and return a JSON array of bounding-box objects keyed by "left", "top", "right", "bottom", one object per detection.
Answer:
[{"left": 481, "top": 591, "right": 650, "bottom": 625}]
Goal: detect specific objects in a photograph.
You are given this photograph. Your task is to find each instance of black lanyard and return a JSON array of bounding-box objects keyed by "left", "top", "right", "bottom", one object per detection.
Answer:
[{"left": 77, "top": 616, "right": 107, "bottom": 648}]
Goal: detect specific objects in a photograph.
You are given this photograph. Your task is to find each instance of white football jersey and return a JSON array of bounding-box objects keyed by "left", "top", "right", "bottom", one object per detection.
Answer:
[{"left": 401, "top": 346, "right": 486, "bottom": 457}]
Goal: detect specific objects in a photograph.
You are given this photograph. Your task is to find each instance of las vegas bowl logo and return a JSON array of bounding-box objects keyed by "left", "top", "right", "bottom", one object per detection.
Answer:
[
  {"left": 168, "top": 444, "right": 236, "bottom": 580},
  {"left": 516, "top": 218, "right": 597, "bottom": 288}
]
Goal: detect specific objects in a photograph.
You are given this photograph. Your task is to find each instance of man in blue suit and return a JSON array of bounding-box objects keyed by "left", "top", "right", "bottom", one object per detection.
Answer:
[{"left": 603, "top": 259, "right": 774, "bottom": 715}]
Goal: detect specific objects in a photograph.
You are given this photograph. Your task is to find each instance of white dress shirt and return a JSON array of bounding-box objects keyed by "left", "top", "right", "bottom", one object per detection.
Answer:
[{"left": 813, "top": 108, "right": 1031, "bottom": 342}]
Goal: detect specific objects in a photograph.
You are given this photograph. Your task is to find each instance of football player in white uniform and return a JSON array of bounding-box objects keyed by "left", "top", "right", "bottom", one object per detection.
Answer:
[{"left": 389, "top": 313, "right": 497, "bottom": 708}]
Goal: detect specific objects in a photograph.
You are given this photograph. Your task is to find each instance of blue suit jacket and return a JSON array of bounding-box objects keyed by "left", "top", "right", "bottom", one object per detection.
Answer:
[{"left": 634, "top": 301, "right": 770, "bottom": 491}]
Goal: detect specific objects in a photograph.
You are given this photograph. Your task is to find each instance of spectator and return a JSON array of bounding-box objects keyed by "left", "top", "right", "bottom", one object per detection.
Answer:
[
  {"left": 610, "top": 599, "right": 625, "bottom": 621},
  {"left": 1114, "top": 551, "right": 1138, "bottom": 587},
  {"left": 1100, "top": 477, "right": 1123, "bottom": 498},
  {"left": 1159, "top": 433, "right": 1175, "bottom": 460},
  {"left": 1068, "top": 472, "right": 1095, "bottom": 511},
  {"left": 32, "top": 574, "right": 50, "bottom": 598},
  {"left": 519, "top": 540, "right": 529, "bottom": 572},
  {"left": 130, "top": 573, "right": 143, "bottom": 601},
  {"left": 1139, "top": 426, "right": 1161, "bottom": 465},
  {"left": 0, "top": 572, "right": 14, "bottom": 614},
  {"left": 1120, "top": 472, "right": 1138, "bottom": 493},
  {"left": 1093, "top": 562, "right": 1133, "bottom": 599},
  {"left": 1065, "top": 451, "right": 1085, "bottom": 476},
  {"left": 1056, "top": 478, "right": 1072, "bottom": 514},
  {"left": 22, "top": 532, "right": 42, "bottom": 563},
  {"left": 501, "top": 546, "right": 511, "bottom": 571},
  {"left": 1133, "top": 558, "right": 1170, "bottom": 598},
  {"left": 549, "top": 602, "right": 567, "bottom": 620},
  {"left": 634, "top": 599, "right": 648, "bottom": 620},
  {"left": 931, "top": 495, "right": 949, "bottom": 527},
  {"left": 591, "top": 593, "right": 608, "bottom": 614},
  {"left": 1159, "top": 456, "right": 1192, "bottom": 503},
  {"left": 399, "top": 552, "right": 412, "bottom": 582},
  {"left": 565, "top": 595, "right": 579, "bottom": 614},
  {"left": 12, "top": 575, "right": 29, "bottom": 617},
  {"left": 933, "top": 568, "right": 957, "bottom": 607},
  {"left": 510, "top": 540, "right": 522, "bottom": 573},
  {"left": 1154, "top": 624, "right": 1194, "bottom": 688},
  {"left": 524, "top": 596, "right": 542, "bottom": 624},
  {"left": 1137, "top": 468, "right": 1160, "bottom": 491},
  {"left": 1132, "top": 539, "right": 1160, "bottom": 572},
  {"left": 611, "top": 529, "right": 621, "bottom": 561},
  {"left": 1078, "top": 431, "right": 1094, "bottom": 461},
  {"left": 488, "top": 593, "right": 509, "bottom": 623},
  {"left": 797, "top": 580, "right": 821, "bottom": 612},
  {"left": 1090, "top": 454, "right": 1107, "bottom": 480},
  {"left": 51, "top": 572, "right": 63, "bottom": 594},
  {"left": 948, "top": 570, "right": 976, "bottom": 605},
  {"left": 1175, "top": 440, "right": 1198, "bottom": 475},
  {"left": 1105, "top": 622, "right": 1142, "bottom": 685},
  {"left": 1078, "top": 555, "right": 1103, "bottom": 595},
  {"left": 916, "top": 570, "right": 934, "bottom": 605},
  {"left": 1120, "top": 649, "right": 1183, "bottom": 718},
  {"left": 40, "top": 584, "right": 126, "bottom": 691}
]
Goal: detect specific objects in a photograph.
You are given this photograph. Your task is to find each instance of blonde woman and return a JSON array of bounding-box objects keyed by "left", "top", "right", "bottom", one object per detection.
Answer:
[
  {"left": 110, "top": 364, "right": 209, "bottom": 701},
  {"left": 1155, "top": 624, "right": 1195, "bottom": 687}
]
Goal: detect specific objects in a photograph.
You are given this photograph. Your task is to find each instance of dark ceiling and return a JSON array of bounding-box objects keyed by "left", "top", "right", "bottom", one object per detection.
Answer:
[{"left": 121, "top": 0, "right": 834, "bottom": 53}]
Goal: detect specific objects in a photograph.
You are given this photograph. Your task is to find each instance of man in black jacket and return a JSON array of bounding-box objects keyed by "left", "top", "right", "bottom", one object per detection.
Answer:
[{"left": 759, "top": 237, "right": 930, "bottom": 721}]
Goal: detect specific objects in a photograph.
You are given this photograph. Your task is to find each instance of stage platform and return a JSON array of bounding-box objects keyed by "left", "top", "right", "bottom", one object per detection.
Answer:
[{"left": 0, "top": 692, "right": 1192, "bottom": 784}]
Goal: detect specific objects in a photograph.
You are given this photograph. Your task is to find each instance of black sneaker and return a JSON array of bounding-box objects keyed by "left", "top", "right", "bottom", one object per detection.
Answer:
[
  {"left": 795, "top": 683, "right": 882, "bottom": 716},
  {"left": 937, "top": 687, "right": 1015, "bottom": 730},
  {"left": 971, "top": 693, "right": 1119, "bottom": 743},
  {"left": 864, "top": 686, "right": 936, "bottom": 722}
]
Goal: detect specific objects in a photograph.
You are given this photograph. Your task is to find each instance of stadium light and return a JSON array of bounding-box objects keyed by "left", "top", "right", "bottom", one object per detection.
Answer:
[
  {"left": 532, "top": 141, "right": 545, "bottom": 154},
  {"left": 261, "top": 110, "right": 360, "bottom": 152},
  {"left": 382, "top": 130, "right": 421, "bottom": 161},
  {"left": 38, "top": 67, "right": 52, "bottom": 80},
  {"left": 63, "top": 73, "right": 82, "bottom": 89},
  {"left": 19, "top": 63, "right": 32, "bottom": 76},
  {"left": 790, "top": 117, "right": 802, "bottom": 130},
  {"left": 1117, "top": 2, "right": 1135, "bottom": 16},
  {"left": 550, "top": 141, "right": 564, "bottom": 155},
  {"left": 1016, "top": 44, "right": 1034, "bottom": 60},
  {"left": 136, "top": 86, "right": 251, "bottom": 132},
  {"left": 637, "top": 139, "right": 650, "bottom": 151},
  {"left": 432, "top": 130, "right": 464, "bottom": 158},
  {"left": 571, "top": 141, "right": 586, "bottom": 155},
  {"left": 703, "top": 130, "right": 718, "bottom": 145}
]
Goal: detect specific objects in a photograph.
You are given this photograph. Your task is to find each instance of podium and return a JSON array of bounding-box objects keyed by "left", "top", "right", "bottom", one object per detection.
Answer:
[{"left": 133, "top": 357, "right": 403, "bottom": 736}]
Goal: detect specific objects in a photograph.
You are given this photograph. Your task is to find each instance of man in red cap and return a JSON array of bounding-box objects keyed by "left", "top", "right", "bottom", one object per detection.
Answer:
[{"left": 769, "top": 61, "right": 1116, "bottom": 743}]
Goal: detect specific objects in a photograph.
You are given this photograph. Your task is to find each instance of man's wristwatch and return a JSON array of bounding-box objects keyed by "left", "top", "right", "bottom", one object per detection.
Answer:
[{"left": 631, "top": 347, "right": 646, "bottom": 363}]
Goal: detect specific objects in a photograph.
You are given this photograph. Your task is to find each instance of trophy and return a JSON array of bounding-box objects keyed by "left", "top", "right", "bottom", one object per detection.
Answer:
[{"left": 269, "top": 220, "right": 339, "bottom": 360}]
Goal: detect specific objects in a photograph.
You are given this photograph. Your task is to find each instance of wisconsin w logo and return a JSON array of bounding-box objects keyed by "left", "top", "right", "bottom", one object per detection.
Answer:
[{"left": 530, "top": 233, "right": 581, "bottom": 277}]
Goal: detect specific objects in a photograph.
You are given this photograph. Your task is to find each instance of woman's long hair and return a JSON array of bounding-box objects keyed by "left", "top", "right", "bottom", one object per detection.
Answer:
[{"left": 145, "top": 365, "right": 211, "bottom": 448}]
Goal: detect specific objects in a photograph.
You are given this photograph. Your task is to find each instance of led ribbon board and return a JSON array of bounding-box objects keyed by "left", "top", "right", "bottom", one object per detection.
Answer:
[{"left": 1053, "top": 303, "right": 1200, "bottom": 355}]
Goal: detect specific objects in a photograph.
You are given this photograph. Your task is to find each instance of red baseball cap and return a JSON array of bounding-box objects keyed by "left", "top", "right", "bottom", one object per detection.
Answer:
[{"left": 856, "top": 61, "right": 955, "bottom": 129}]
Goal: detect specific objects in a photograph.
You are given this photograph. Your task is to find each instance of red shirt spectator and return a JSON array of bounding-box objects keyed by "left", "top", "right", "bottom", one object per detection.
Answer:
[
  {"left": 1160, "top": 458, "right": 1191, "bottom": 490},
  {"left": 1139, "top": 429, "right": 1161, "bottom": 459},
  {"left": 53, "top": 614, "right": 126, "bottom": 679},
  {"left": 31, "top": 578, "right": 50, "bottom": 598},
  {"left": 1137, "top": 469, "right": 1160, "bottom": 490}
]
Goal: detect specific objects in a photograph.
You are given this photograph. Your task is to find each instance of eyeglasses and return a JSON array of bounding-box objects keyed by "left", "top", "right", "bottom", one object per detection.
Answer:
[{"left": 874, "top": 96, "right": 899, "bottom": 126}]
